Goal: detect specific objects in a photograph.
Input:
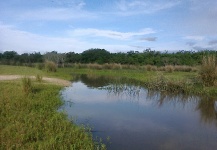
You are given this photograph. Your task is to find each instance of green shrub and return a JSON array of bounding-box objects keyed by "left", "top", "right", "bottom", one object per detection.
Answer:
[
  {"left": 45, "top": 61, "right": 57, "bottom": 72},
  {"left": 199, "top": 55, "right": 216, "bottom": 86}
]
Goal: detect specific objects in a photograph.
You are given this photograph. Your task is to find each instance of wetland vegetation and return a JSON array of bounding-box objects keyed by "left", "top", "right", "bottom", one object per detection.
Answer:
[{"left": 1, "top": 49, "right": 217, "bottom": 149}]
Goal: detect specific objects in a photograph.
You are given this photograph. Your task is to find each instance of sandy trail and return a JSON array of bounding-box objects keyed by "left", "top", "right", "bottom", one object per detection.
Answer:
[{"left": 0, "top": 75, "right": 71, "bottom": 86}]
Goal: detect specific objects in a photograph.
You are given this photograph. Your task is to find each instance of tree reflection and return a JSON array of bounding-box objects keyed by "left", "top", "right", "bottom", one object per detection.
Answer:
[
  {"left": 196, "top": 97, "right": 217, "bottom": 124},
  {"left": 147, "top": 90, "right": 217, "bottom": 125},
  {"left": 102, "top": 84, "right": 141, "bottom": 98}
]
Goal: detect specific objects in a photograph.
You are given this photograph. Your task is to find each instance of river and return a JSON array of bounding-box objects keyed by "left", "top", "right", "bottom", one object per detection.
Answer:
[{"left": 60, "top": 74, "right": 217, "bottom": 150}]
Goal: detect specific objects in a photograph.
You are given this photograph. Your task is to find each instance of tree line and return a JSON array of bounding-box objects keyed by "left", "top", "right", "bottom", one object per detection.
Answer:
[{"left": 0, "top": 48, "right": 216, "bottom": 66}]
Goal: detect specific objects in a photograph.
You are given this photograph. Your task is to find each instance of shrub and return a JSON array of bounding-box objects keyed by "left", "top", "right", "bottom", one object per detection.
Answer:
[
  {"left": 45, "top": 61, "right": 57, "bottom": 72},
  {"left": 199, "top": 55, "right": 216, "bottom": 86},
  {"left": 22, "top": 76, "right": 32, "bottom": 94}
]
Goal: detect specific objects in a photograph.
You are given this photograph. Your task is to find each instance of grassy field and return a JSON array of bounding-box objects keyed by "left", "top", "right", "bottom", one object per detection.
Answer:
[{"left": 0, "top": 65, "right": 105, "bottom": 150}]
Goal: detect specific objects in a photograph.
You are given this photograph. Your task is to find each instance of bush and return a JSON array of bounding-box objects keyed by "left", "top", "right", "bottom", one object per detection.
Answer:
[
  {"left": 22, "top": 76, "right": 32, "bottom": 94},
  {"left": 45, "top": 61, "right": 57, "bottom": 72},
  {"left": 199, "top": 55, "right": 216, "bottom": 86}
]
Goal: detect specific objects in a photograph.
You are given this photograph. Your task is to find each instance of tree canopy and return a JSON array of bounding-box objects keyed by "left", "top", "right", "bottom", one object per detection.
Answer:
[{"left": 0, "top": 49, "right": 216, "bottom": 66}]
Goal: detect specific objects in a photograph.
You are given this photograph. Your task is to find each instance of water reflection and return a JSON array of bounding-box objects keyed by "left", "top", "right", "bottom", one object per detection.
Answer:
[
  {"left": 196, "top": 97, "right": 217, "bottom": 125},
  {"left": 61, "top": 74, "right": 217, "bottom": 150},
  {"left": 147, "top": 90, "right": 217, "bottom": 125}
]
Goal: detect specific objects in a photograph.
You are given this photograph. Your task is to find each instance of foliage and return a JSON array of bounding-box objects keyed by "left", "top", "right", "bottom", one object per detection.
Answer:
[
  {"left": 45, "top": 61, "right": 57, "bottom": 72},
  {"left": 1, "top": 49, "right": 217, "bottom": 66},
  {"left": 199, "top": 55, "right": 217, "bottom": 86}
]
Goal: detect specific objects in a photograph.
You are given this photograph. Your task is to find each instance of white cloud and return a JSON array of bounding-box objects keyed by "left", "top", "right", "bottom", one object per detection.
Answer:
[
  {"left": 115, "top": 0, "right": 180, "bottom": 15},
  {"left": 16, "top": 7, "right": 97, "bottom": 21},
  {"left": 184, "top": 36, "right": 204, "bottom": 41},
  {"left": 0, "top": 23, "right": 138, "bottom": 53},
  {"left": 69, "top": 28, "right": 156, "bottom": 40},
  {"left": 0, "top": 23, "right": 84, "bottom": 53}
]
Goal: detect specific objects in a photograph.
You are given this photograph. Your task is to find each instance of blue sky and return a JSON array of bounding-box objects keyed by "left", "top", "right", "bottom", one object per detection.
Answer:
[{"left": 0, "top": 0, "right": 217, "bottom": 54}]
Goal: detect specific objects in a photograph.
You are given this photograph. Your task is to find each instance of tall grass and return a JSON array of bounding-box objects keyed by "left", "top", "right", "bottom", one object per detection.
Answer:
[
  {"left": 199, "top": 55, "right": 216, "bottom": 86},
  {"left": 0, "top": 82, "right": 105, "bottom": 149},
  {"left": 22, "top": 76, "right": 32, "bottom": 95},
  {"left": 35, "top": 74, "right": 43, "bottom": 82},
  {"left": 45, "top": 61, "right": 57, "bottom": 72}
]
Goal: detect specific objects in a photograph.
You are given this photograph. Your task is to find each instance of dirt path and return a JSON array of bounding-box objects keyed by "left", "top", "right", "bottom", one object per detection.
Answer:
[{"left": 0, "top": 75, "right": 71, "bottom": 86}]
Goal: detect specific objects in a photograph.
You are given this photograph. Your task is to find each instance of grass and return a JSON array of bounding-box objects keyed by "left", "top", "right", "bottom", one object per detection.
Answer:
[
  {"left": 0, "top": 65, "right": 73, "bottom": 80},
  {"left": 22, "top": 76, "right": 33, "bottom": 95},
  {"left": 0, "top": 81, "right": 105, "bottom": 150},
  {"left": 199, "top": 55, "right": 217, "bottom": 86}
]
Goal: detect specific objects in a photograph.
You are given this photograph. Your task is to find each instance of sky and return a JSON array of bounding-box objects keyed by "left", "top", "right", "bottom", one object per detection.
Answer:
[{"left": 0, "top": 0, "right": 217, "bottom": 54}]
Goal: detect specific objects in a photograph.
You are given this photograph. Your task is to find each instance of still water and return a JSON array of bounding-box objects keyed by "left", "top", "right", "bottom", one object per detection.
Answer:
[{"left": 61, "top": 75, "right": 217, "bottom": 150}]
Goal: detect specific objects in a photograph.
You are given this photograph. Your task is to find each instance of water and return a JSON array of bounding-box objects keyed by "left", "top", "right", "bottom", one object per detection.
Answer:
[{"left": 61, "top": 75, "right": 217, "bottom": 150}]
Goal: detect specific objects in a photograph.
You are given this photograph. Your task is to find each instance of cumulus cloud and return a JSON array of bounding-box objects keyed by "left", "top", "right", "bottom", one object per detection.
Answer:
[
  {"left": 140, "top": 37, "right": 157, "bottom": 42},
  {"left": 69, "top": 28, "right": 156, "bottom": 40}
]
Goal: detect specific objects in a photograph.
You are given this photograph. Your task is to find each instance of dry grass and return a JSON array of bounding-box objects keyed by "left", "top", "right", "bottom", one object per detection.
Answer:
[{"left": 199, "top": 55, "right": 217, "bottom": 86}]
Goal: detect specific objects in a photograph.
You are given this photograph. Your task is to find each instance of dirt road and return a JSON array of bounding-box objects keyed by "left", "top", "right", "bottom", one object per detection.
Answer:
[{"left": 0, "top": 75, "right": 71, "bottom": 86}]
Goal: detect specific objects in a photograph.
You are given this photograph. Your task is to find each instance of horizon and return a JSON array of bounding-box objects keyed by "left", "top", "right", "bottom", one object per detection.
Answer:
[{"left": 0, "top": 0, "right": 217, "bottom": 54}]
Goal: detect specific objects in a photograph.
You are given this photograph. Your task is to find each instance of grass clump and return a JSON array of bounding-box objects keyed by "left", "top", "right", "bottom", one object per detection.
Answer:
[
  {"left": 22, "top": 76, "right": 32, "bottom": 95},
  {"left": 35, "top": 74, "right": 43, "bottom": 82},
  {"left": 199, "top": 55, "right": 217, "bottom": 86},
  {"left": 0, "top": 82, "right": 105, "bottom": 150},
  {"left": 45, "top": 61, "right": 57, "bottom": 72}
]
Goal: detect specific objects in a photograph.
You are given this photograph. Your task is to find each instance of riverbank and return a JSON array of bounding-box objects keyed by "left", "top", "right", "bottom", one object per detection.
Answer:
[
  {"left": 0, "top": 65, "right": 106, "bottom": 149},
  {"left": 1, "top": 65, "right": 217, "bottom": 96}
]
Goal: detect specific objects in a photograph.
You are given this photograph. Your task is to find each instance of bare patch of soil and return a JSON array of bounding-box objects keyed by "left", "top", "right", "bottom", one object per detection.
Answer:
[{"left": 0, "top": 75, "right": 71, "bottom": 86}]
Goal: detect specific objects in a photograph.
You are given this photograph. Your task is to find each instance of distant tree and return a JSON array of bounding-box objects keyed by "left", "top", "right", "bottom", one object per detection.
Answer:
[
  {"left": 2, "top": 51, "right": 18, "bottom": 64},
  {"left": 81, "top": 48, "right": 111, "bottom": 64}
]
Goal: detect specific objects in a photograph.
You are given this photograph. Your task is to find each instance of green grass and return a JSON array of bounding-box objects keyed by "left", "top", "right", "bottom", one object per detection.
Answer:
[{"left": 0, "top": 81, "right": 105, "bottom": 150}]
